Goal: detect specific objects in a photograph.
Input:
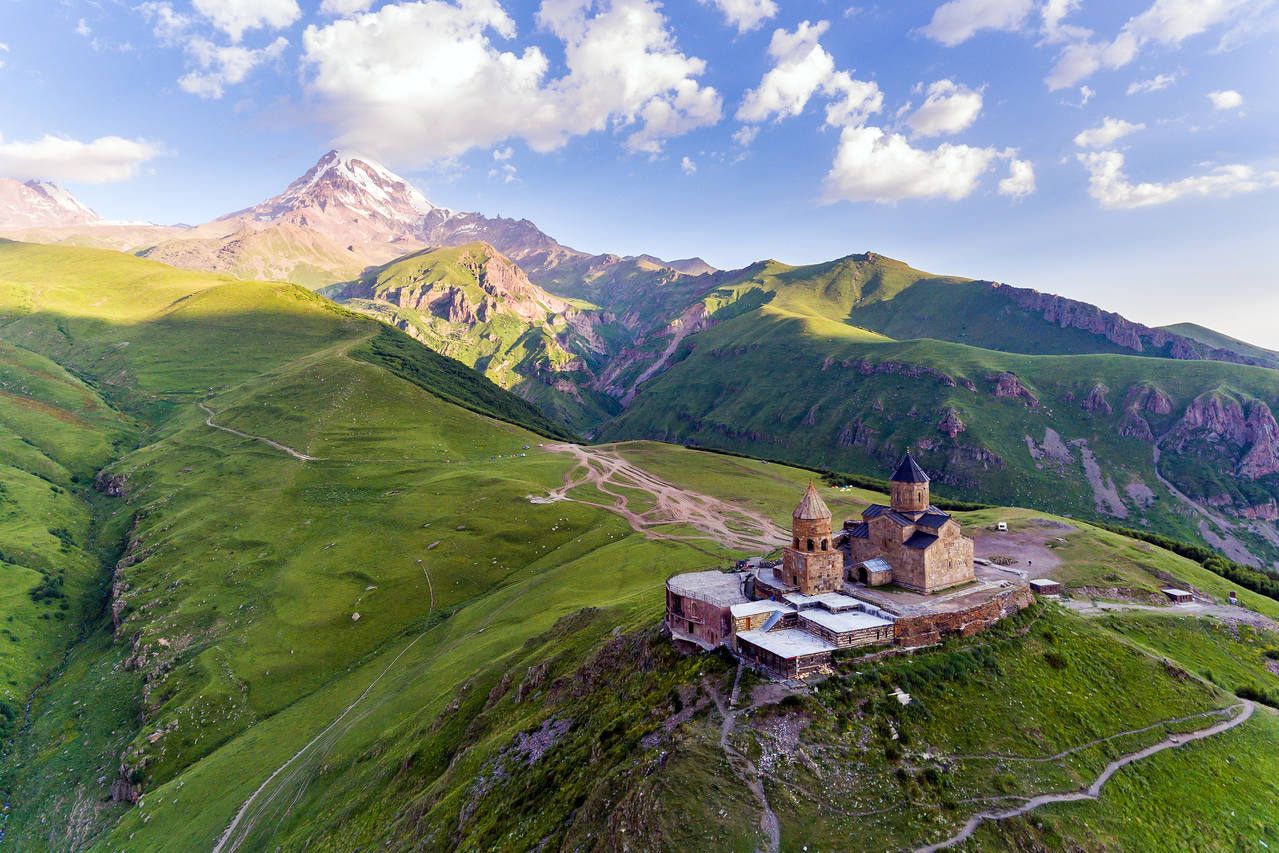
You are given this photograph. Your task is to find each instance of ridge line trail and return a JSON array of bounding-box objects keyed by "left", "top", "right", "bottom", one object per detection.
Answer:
[
  {"left": 915, "top": 700, "right": 1256, "bottom": 852},
  {"left": 535, "top": 444, "right": 789, "bottom": 552},
  {"left": 198, "top": 402, "right": 319, "bottom": 462}
]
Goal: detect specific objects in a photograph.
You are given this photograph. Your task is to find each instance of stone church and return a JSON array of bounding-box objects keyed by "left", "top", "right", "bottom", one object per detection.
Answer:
[{"left": 843, "top": 452, "right": 975, "bottom": 593}]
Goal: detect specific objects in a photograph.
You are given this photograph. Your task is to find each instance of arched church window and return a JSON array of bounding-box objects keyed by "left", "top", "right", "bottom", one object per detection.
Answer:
[
  {"left": 821, "top": 539, "right": 828, "bottom": 551},
  {"left": 807, "top": 538, "right": 814, "bottom": 551},
  {"left": 793, "top": 537, "right": 799, "bottom": 549}
]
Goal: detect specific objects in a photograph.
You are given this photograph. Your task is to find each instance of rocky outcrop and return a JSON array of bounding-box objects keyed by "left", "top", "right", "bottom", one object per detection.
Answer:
[
  {"left": 937, "top": 408, "right": 966, "bottom": 438},
  {"left": 1118, "top": 410, "right": 1155, "bottom": 441},
  {"left": 990, "top": 372, "right": 1039, "bottom": 408},
  {"left": 110, "top": 769, "right": 140, "bottom": 803},
  {"left": 94, "top": 470, "right": 129, "bottom": 498},
  {"left": 1239, "top": 401, "right": 1279, "bottom": 479},
  {"left": 1169, "top": 391, "right": 1279, "bottom": 480},
  {"left": 836, "top": 419, "right": 877, "bottom": 452},
  {"left": 1178, "top": 392, "right": 1246, "bottom": 440},
  {"left": 1081, "top": 383, "right": 1112, "bottom": 416},
  {"left": 1127, "top": 383, "right": 1174, "bottom": 415},
  {"left": 826, "top": 357, "right": 965, "bottom": 389},
  {"left": 1240, "top": 501, "right": 1279, "bottom": 521},
  {"left": 992, "top": 282, "right": 1271, "bottom": 368}
]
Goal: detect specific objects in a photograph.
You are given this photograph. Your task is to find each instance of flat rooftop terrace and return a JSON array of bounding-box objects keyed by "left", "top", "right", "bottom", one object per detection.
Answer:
[
  {"left": 843, "top": 564, "right": 1028, "bottom": 617},
  {"left": 800, "top": 608, "right": 893, "bottom": 634},
  {"left": 667, "top": 570, "right": 749, "bottom": 608},
  {"left": 737, "top": 628, "right": 834, "bottom": 659}
]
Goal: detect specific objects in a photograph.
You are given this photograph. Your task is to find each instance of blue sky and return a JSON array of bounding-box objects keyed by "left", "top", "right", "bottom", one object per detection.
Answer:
[{"left": 2, "top": 0, "right": 1278, "bottom": 344}]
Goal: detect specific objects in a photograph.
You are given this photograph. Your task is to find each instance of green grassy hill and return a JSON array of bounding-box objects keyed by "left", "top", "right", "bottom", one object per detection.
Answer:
[
  {"left": 325, "top": 243, "right": 620, "bottom": 431},
  {"left": 599, "top": 254, "right": 1279, "bottom": 568},
  {"left": 1, "top": 241, "right": 1277, "bottom": 851},
  {"left": 1162, "top": 321, "right": 1279, "bottom": 369}
]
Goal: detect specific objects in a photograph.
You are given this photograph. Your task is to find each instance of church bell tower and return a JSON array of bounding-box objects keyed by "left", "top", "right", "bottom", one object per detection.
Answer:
[{"left": 780, "top": 483, "right": 843, "bottom": 595}]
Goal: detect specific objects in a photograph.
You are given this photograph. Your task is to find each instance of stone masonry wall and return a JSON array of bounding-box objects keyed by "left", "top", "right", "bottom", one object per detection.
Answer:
[{"left": 893, "top": 585, "right": 1034, "bottom": 648}]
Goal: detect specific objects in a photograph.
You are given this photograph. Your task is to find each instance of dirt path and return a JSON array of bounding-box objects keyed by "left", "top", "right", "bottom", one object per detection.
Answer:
[
  {"left": 1062, "top": 597, "right": 1279, "bottom": 632},
  {"left": 198, "top": 402, "right": 318, "bottom": 462},
  {"left": 211, "top": 628, "right": 433, "bottom": 853},
  {"left": 710, "top": 664, "right": 781, "bottom": 853},
  {"left": 916, "top": 701, "right": 1255, "bottom": 852},
  {"left": 532, "top": 444, "right": 788, "bottom": 552}
]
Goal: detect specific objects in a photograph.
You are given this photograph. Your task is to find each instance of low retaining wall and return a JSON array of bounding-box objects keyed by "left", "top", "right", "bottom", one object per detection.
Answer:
[{"left": 892, "top": 585, "right": 1034, "bottom": 648}]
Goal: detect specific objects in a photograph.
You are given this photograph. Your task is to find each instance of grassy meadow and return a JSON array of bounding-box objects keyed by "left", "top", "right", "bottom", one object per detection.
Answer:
[{"left": 0, "top": 241, "right": 1276, "bottom": 851}]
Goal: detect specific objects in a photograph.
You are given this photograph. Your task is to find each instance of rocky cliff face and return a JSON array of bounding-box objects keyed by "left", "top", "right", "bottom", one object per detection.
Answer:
[
  {"left": 1168, "top": 391, "right": 1279, "bottom": 480},
  {"left": 937, "top": 408, "right": 966, "bottom": 438},
  {"left": 993, "top": 283, "right": 1270, "bottom": 368},
  {"left": 1082, "top": 383, "right": 1113, "bottom": 416},
  {"left": 990, "top": 372, "right": 1039, "bottom": 407}
]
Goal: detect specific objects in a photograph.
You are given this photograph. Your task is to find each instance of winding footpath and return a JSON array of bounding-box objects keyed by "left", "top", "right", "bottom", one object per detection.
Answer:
[
  {"left": 711, "top": 664, "right": 781, "bottom": 853},
  {"left": 198, "top": 402, "right": 319, "bottom": 462},
  {"left": 916, "top": 700, "right": 1255, "bottom": 852}
]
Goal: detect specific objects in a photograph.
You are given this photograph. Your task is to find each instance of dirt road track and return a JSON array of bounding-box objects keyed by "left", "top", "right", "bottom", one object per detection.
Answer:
[
  {"left": 198, "top": 402, "right": 318, "bottom": 462},
  {"left": 916, "top": 700, "right": 1255, "bottom": 852},
  {"left": 533, "top": 444, "right": 788, "bottom": 553}
]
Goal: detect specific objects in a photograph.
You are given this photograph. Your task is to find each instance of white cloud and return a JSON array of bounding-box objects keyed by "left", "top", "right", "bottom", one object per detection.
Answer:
[
  {"left": 301, "top": 0, "right": 721, "bottom": 165},
  {"left": 737, "top": 21, "right": 835, "bottom": 122},
  {"left": 999, "top": 157, "right": 1036, "bottom": 197},
  {"left": 1079, "top": 85, "right": 1095, "bottom": 104},
  {"left": 492, "top": 146, "right": 514, "bottom": 161},
  {"left": 76, "top": 18, "right": 93, "bottom": 38},
  {"left": 0, "top": 42, "right": 8, "bottom": 71},
  {"left": 700, "top": 0, "right": 777, "bottom": 33},
  {"left": 0, "top": 133, "right": 163, "bottom": 183},
  {"left": 1074, "top": 116, "right": 1145, "bottom": 148},
  {"left": 1127, "top": 71, "right": 1179, "bottom": 94},
  {"left": 1046, "top": 0, "right": 1258, "bottom": 90},
  {"left": 824, "top": 126, "right": 1013, "bottom": 203},
  {"left": 178, "top": 36, "right": 288, "bottom": 99},
  {"left": 681, "top": 155, "right": 697, "bottom": 174},
  {"left": 1079, "top": 149, "right": 1279, "bottom": 208},
  {"left": 736, "top": 20, "right": 882, "bottom": 128},
  {"left": 192, "top": 0, "right": 301, "bottom": 42},
  {"left": 488, "top": 161, "right": 517, "bottom": 182},
  {"left": 733, "top": 125, "right": 759, "bottom": 147},
  {"left": 1208, "top": 89, "right": 1244, "bottom": 109},
  {"left": 319, "top": 0, "right": 375, "bottom": 15},
  {"left": 906, "top": 79, "right": 983, "bottom": 137},
  {"left": 920, "top": 0, "right": 1034, "bottom": 46},
  {"left": 1040, "top": 0, "right": 1088, "bottom": 43},
  {"left": 137, "top": 2, "right": 194, "bottom": 41}
]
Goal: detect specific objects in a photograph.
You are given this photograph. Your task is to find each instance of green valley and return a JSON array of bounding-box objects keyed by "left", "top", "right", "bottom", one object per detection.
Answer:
[{"left": 0, "top": 240, "right": 1277, "bottom": 851}]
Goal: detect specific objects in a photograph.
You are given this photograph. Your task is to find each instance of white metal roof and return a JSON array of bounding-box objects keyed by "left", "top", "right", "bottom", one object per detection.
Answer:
[
  {"left": 800, "top": 608, "right": 893, "bottom": 634},
  {"left": 862, "top": 557, "right": 892, "bottom": 573},
  {"left": 737, "top": 628, "right": 835, "bottom": 659},
  {"left": 730, "top": 600, "right": 793, "bottom": 618},
  {"left": 782, "top": 591, "right": 865, "bottom": 611}
]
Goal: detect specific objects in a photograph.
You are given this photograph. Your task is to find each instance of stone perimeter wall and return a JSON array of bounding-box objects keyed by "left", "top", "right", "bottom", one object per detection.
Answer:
[{"left": 892, "top": 585, "right": 1034, "bottom": 648}]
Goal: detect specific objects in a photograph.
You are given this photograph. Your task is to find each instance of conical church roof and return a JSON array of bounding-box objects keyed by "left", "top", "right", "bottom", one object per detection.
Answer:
[
  {"left": 891, "top": 451, "right": 930, "bottom": 484},
  {"left": 793, "top": 482, "right": 832, "bottom": 520}
]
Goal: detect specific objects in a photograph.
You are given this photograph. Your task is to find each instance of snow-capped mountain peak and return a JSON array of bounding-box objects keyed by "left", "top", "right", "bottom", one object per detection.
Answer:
[
  {"left": 0, "top": 178, "right": 100, "bottom": 229},
  {"left": 239, "top": 150, "right": 442, "bottom": 232}
]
